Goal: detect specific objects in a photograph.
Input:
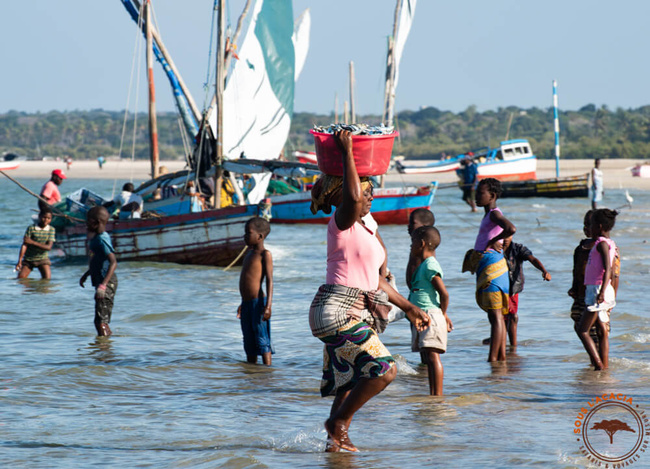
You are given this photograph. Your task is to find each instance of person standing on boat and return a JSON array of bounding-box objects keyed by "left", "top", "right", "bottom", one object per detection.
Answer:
[
  {"left": 309, "top": 130, "right": 430, "bottom": 452},
  {"left": 590, "top": 158, "right": 604, "bottom": 210},
  {"left": 458, "top": 155, "right": 478, "bottom": 212},
  {"left": 39, "top": 169, "right": 66, "bottom": 211}
]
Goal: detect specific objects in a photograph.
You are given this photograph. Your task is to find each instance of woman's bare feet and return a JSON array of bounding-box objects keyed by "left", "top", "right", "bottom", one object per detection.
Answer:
[
  {"left": 325, "top": 418, "right": 358, "bottom": 452},
  {"left": 324, "top": 436, "right": 340, "bottom": 452}
]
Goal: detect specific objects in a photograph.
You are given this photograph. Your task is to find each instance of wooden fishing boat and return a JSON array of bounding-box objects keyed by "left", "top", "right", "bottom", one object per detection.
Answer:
[
  {"left": 54, "top": 203, "right": 257, "bottom": 266},
  {"left": 499, "top": 174, "right": 589, "bottom": 198},
  {"left": 271, "top": 183, "right": 437, "bottom": 224},
  {"left": 53, "top": 0, "right": 307, "bottom": 266},
  {"left": 0, "top": 153, "right": 24, "bottom": 171},
  {"left": 396, "top": 139, "right": 537, "bottom": 180}
]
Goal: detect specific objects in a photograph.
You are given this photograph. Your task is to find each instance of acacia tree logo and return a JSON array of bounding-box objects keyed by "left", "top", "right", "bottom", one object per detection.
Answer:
[
  {"left": 591, "top": 419, "right": 636, "bottom": 444},
  {"left": 575, "top": 396, "right": 649, "bottom": 466}
]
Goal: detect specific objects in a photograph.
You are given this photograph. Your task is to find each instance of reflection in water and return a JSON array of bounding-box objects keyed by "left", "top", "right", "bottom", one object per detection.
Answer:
[
  {"left": 324, "top": 451, "right": 360, "bottom": 469},
  {"left": 17, "top": 277, "right": 56, "bottom": 294},
  {"left": 87, "top": 338, "right": 115, "bottom": 363}
]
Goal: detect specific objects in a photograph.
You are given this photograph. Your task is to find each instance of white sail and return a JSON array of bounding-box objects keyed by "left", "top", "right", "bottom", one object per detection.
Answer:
[
  {"left": 392, "top": 0, "right": 417, "bottom": 90},
  {"left": 209, "top": 0, "right": 297, "bottom": 163}
]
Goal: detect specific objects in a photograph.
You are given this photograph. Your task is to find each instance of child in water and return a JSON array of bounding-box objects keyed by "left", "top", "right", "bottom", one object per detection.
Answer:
[
  {"left": 16, "top": 207, "right": 55, "bottom": 279},
  {"left": 79, "top": 206, "right": 118, "bottom": 337},
  {"left": 389, "top": 208, "right": 436, "bottom": 325},
  {"left": 501, "top": 235, "right": 551, "bottom": 348},
  {"left": 467, "top": 178, "right": 516, "bottom": 362},
  {"left": 408, "top": 226, "right": 452, "bottom": 395},
  {"left": 238, "top": 217, "right": 274, "bottom": 365},
  {"left": 569, "top": 210, "right": 621, "bottom": 355},
  {"left": 576, "top": 208, "right": 618, "bottom": 370},
  {"left": 406, "top": 208, "right": 436, "bottom": 288}
]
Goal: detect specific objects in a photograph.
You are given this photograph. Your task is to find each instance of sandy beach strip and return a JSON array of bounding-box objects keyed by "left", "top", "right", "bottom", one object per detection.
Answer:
[{"left": 6, "top": 158, "right": 649, "bottom": 190}]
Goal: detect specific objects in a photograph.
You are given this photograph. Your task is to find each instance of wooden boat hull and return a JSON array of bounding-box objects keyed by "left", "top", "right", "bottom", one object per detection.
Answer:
[
  {"left": 498, "top": 174, "right": 589, "bottom": 198},
  {"left": 476, "top": 156, "right": 537, "bottom": 181},
  {"left": 55, "top": 204, "right": 259, "bottom": 266},
  {"left": 270, "top": 183, "right": 437, "bottom": 224},
  {"left": 396, "top": 139, "right": 538, "bottom": 179},
  {"left": 395, "top": 159, "right": 460, "bottom": 174}
]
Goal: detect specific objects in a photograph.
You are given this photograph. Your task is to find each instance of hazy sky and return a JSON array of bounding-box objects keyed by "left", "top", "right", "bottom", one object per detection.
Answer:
[{"left": 2, "top": 0, "right": 649, "bottom": 116}]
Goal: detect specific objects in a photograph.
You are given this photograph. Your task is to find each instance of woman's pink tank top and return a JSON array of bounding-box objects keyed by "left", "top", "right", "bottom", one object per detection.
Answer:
[
  {"left": 474, "top": 207, "right": 504, "bottom": 251},
  {"left": 585, "top": 236, "right": 617, "bottom": 285},
  {"left": 326, "top": 216, "right": 385, "bottom": 291}
]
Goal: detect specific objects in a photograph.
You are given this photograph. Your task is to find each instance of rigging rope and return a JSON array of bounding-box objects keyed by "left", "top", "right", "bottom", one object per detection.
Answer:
[
  {"left": 112, "top": 0, "right": 146, "bottom": 198},
  {"left": 129, "top": 8, "right": 145, "bottom": 184}
]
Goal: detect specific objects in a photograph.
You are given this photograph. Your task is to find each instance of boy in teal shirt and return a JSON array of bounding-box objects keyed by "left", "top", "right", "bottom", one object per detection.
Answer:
[
  {"left": 409, "top": 226, "right": 452, "bottom": 395},
  {"left": 79, "top": 206, "right": 118, "bottom": 337}
]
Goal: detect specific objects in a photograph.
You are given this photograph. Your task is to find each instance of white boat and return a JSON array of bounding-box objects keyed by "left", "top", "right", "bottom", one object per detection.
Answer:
[
  {"left": 396, "top": 139, "right": 538, "bottom": 181},
  {"left": 0, "top": 153, "right": 24, "bottom": 171},
  {"left": 395, "top": 157, "right": 460, "bottom": 174}
]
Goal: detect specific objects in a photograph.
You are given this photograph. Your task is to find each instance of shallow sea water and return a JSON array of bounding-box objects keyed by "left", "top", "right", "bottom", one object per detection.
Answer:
[{"left": 1, "top": 176, "right": 649, "bottom": 468}]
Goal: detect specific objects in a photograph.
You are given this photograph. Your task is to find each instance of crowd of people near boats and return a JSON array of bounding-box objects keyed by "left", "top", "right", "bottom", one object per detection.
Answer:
[{"left": 15, "top": 132, "right": 620, "bottom": 453}]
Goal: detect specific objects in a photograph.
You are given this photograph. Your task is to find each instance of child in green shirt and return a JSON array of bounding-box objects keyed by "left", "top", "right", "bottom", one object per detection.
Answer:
[{"left": 408, "top": 226, "right": 453, "bottom": 395}]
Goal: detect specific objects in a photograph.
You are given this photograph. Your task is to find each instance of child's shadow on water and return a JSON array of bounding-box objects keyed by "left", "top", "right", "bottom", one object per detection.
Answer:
[{"left": 17, "top": 278, "right": 58, "bottom": 294}]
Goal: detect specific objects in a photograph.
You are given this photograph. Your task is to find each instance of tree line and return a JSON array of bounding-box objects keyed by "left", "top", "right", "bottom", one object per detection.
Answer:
[{"left": 2, "top": 105, "right": 650, "bottom": 161}]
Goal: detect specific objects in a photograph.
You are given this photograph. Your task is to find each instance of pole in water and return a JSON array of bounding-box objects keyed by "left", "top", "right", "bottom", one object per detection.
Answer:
[{"left": 553, "top": 80, "right": 560, "bottom": 178}]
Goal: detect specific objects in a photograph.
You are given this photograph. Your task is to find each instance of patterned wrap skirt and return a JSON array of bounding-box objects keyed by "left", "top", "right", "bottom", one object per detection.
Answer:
[
  {"left": 475, "top": 249, "right": 510, "bottom": 315},
  {"left": 317, "top": 320, "right": 395, "bottom": 397}
]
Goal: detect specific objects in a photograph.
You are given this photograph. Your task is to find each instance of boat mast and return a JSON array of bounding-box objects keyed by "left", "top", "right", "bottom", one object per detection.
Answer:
[
  {"left": 349, "top": 61, "right": 356, "bottom": 124},
  {"left": 214, "top": 0, "right": 226, "bottom": 207},
  {"left": 382, "top": 0, "right": 401, "bottom": 127},
  {"left": 380, "top": 0, "right": 402, "bottom": 188},
  {"left": 205, "top": 0, "right": 253, "bottom": 130},
  {"left": 334, "top": 93, "right": 339, "bottom": 123},
  {"left": 145, "top": 0, "right": 160, "bottom": 179},
  {"left": 553, "top": 79, "right": 560, "bottom": 178},
  {"left": 129, "top": 0, "right": 202, "bottom": 125}
]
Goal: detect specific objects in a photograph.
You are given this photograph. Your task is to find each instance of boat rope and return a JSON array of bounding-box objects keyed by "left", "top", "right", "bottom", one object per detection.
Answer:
[
  {"left": 177, "top": 116, "right": 193, "bottom": 166},
  {"left": 203, "top": 0, "right": 219, "bottom": 98},
  {"left": 434, "top": 194, "right": 480, "bottom": 229},
  {"left": 223, "top": 245, "right": 248, "bottom": 271},
  {"left": 0, "top": 171, "right": 84, "bottom": 223},
  {"left": 112, "top": 1, "right": 146, "bottom": 199},
  {"left": 129, "top": 3, "right": 145, "bottom": 184}
]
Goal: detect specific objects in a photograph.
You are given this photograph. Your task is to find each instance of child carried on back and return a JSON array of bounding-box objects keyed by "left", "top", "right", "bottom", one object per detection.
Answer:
[{"left": 408, "top": 226, "right": 452, "bottom": 395}]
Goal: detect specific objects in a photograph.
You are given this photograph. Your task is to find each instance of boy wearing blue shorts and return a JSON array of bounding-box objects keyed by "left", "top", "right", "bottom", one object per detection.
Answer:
[
  {"left": 238, "top": 217, "right": 274, "bottom": 365},
  {"left": 408, "top": 226, "right": 453, "bottom": 395}
]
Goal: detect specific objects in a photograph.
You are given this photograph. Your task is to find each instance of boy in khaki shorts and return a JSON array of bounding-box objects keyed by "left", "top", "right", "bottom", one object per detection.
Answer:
[{"left": 408, "top": 226, "right": 453, "bottom": 395}]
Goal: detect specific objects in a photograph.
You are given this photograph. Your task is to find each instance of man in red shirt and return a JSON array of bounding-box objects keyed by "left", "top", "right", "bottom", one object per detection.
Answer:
[{"left": 39, "top": 169, "right": 66, "bottom": 210}]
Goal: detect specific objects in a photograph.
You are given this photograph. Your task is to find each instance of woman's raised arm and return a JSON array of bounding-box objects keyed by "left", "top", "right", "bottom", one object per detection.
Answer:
[{"left": 334, "top": 130, "right": 363, "bottom": 231}]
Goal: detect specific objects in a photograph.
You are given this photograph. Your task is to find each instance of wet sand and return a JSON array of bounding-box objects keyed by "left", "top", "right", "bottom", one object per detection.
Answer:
[{"left": 7, "top": 158, "right": 650, "bottom": 189}]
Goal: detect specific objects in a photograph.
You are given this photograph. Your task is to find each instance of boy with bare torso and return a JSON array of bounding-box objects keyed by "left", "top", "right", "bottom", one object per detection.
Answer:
[{"left": 238, "top": 217, "right": 274, "bottom": 365}]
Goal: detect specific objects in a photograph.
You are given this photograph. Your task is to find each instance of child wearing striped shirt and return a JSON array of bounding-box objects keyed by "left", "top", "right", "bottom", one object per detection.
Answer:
[{"left": 16, "top": 207, "right": 55, "bottom": 279}]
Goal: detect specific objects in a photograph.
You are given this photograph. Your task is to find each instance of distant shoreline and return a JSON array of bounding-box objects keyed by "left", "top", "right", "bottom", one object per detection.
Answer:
[{"left": 7, "top": 158, "right": 650, "bottom": 190}]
